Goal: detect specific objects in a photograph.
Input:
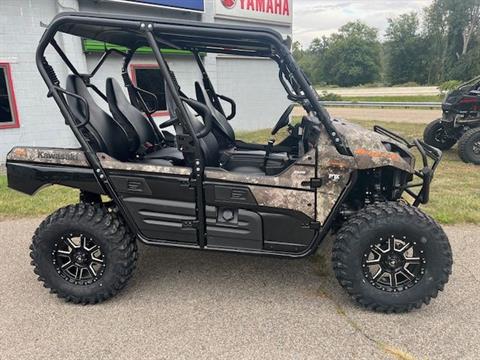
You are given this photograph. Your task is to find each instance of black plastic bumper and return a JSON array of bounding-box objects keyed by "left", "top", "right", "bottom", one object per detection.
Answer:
[
  {"left": 6, "top": 161, "right": 103, "bottom": 195},
  {"left": 374, "top": 125, "right": 442, "bottom": 206}
]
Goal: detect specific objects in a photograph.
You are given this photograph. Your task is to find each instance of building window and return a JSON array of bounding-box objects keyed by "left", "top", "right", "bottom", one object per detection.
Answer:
[
  {"left": 130, "top": 65, "right": 168, "bottom": 115},
  {"left": 0, "top": 63, "right": 20, "bottom": 129}
]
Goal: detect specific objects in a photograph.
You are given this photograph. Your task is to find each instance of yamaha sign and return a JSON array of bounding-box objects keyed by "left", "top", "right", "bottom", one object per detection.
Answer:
[{"left": 216, "top": 0, "right": 292, "bottom": 25}]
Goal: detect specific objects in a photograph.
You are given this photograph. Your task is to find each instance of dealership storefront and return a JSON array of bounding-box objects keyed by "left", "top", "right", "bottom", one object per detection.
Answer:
[{"left": 0, "top": 0, "right": 293, "bottom": 164}]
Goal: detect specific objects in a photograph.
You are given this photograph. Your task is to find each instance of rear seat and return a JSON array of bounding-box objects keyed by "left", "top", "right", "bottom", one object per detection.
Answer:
[
  {"left": 65, "top": 74, "right": 181, "bottom": 166},
  {"left": 106, "top": 77, "right": 184, "bottom": 165}
]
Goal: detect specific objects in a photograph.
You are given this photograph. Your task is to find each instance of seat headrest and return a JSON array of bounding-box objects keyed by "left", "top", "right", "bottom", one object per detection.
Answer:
[
  {"left": 66, "top": 74, "right": 95, "bottom": 118},
  {"left": 65, "top": 74, "right": 131, "bottom": 162},
  {"left": 106, "top": 77, "right": 157, "bottom": 152}
]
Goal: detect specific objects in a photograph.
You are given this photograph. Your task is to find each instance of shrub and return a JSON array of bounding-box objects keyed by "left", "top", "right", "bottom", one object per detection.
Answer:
[
  {"left": 318, "top": 91, "right": 343, "bottom": 101},
  {"left": 392, "top": 81, "right": 420, "bottom": 87},
  {"left": 359, "top": 82, "right": 387, "bottom": 88},
  {"left": 439, "top": 80, "right": 461, "bottom": 93}
]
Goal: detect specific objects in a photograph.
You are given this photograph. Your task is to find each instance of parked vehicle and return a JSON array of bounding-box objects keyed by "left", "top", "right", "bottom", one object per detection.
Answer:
[
  {"left": 6, "top": 12, "right": 452, "bottom": 312},
  {"left": 424, "top": 76, "right": 480, "bottom": 164}
]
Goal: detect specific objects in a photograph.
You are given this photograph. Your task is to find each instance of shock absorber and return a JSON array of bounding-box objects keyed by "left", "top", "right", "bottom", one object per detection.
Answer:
[{"left": 41, "top": 56, "right": 60, "bottom": 87}]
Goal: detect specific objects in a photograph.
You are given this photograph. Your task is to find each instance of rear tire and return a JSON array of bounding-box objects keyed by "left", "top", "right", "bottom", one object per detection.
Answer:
[
  {"left": 30, "top": 203, "right": 137, "bottom": 304},
  {"left": 423, "top": 119, "right": 457, "bottom": 150},
  {"left": 458, "top": 127, "right": 480, "bottom": 165},
  {"left": 332, "top": 202, "right": 452, "bottom": 313}
]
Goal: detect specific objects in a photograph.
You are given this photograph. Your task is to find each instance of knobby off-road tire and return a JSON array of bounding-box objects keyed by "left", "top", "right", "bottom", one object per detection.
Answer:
[
  {"left": 30, "top": 203, "right": 137, "bottom": 304},
  {"left": 423, "top": 118, "right": 457, "bottom": 150},
  {"left": 458, "top": 127, "right": 480, "bottom": 165},
  {"left": 332, "top": 202, "right": 452, "bottom": 313}
]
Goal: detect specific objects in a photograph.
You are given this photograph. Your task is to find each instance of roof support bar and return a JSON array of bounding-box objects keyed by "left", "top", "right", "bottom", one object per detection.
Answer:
[
  {"left": 35, "top": 18, "right": 141, "bottom": 236},
  {"left": 144, "top": 25, "right": 208, "bottom": 249}
]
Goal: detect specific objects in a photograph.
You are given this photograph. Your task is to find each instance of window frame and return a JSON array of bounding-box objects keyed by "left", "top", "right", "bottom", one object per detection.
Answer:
[
  {"left": 129, "top": 63, "right": 169, "bottom": 117},
  {"left": 0, "top": 62, "right": 20, "bottom": 129}
]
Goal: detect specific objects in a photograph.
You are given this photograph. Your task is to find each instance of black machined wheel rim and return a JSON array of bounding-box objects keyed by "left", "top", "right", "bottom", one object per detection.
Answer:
[
  {"left": 434, "top": 127, "right": 450, "bottom": 144},
  {"left": 472, "top": 140, "right": 480, "bottom": 155},
  {"left": 362, "top": 235, "right": 426, "bottom": 292},
  {"left": 52, "top": 233, "right": 105, "bottom": 285}
]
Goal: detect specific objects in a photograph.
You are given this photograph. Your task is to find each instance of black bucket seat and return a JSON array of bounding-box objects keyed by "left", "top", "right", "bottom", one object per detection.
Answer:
[
  {"left": 65, "top": 74, "right": 178, "bottom": 166},
  {"left": 165, "top": 83, "right": 267, "bottom": 174},
  {"left": 106, "top": 77, "right": 184, "bottom": 165},
  {"left": 194, "top": 81, "right": 290, "bottom": 171}
]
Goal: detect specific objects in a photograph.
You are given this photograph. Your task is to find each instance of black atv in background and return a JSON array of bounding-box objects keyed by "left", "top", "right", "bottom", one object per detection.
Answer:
[{"left": 424, "top": 76, "right": 480, "bottom": 164}]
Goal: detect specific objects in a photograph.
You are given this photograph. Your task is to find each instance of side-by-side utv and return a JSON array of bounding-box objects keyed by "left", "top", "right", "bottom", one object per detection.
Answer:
[
  {"left": 424, "top": 76, "right": 480, "bottom": 164},
  {"left": 6, "top": 12, "right": 452, "bottom": 313}
]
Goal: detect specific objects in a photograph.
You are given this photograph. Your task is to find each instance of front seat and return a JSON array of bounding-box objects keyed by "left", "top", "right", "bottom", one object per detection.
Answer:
[
  {"left": 194, "top": 81, "right": 290, "bottom": 172},
  {"left": 165, "top": 81, "right": 264, "bottom": 174},
  {"left": 106, "top": 77, "right": 184, "bottom": 165}
]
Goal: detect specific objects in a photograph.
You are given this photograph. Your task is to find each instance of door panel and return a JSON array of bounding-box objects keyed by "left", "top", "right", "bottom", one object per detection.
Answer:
[
  {"left": 109, "top": 173, "right": 197, "bottom": 243},
  {"left": 206, "top": 206, "right": 263, "bottom": 250},
  {"left": 204, "top": 182, "right": 316, "bottom": 252}
]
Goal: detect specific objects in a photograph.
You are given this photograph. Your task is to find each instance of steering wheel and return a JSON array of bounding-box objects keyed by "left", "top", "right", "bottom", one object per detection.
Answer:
[{"left": 271, "top": 104, "right": 295, "bottom": 135}]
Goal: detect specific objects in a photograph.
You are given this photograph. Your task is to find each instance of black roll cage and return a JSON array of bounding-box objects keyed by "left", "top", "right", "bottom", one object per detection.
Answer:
[{"left": 35, "top": 13, "right": 352, "bottom": 254}]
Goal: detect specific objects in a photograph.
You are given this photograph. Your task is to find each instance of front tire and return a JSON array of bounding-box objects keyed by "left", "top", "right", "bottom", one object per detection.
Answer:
[
  {"left": 458, "top": 127, "right": 480, "bottom": 165},
  {"left": 332, "top": 202, "right": 452, "bottom": 313},
  {"left": 423, "top": 119, "right": 457, "bottom": 150},
  {"left": 30, "top": 203, "right": 137, "bottom": 304}
]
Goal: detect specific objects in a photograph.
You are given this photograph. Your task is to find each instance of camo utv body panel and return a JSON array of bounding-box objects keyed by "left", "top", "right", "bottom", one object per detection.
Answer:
[
  {"left": 7, "top": 147, "right": 89, "bottom": 167},
  {"left": 205, "top": 151, "right": 317, "bottom": 218},
  {"left": 7, "top": 120, "right": 414, "bottom": 225},
  {"left": 313, "top": 120, "right": 415, "bottom": 224},
  {"left": 333, "top": 119, "right": 414, "bottom": 173}
]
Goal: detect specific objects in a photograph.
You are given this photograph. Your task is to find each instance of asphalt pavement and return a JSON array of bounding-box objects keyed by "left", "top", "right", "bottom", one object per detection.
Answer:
[{"left": 0, "top": 218, "right": 478, "bottom": 360}]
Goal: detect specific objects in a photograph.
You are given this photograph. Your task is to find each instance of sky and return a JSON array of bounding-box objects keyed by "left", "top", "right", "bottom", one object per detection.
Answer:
[{"left": 293, "top": 0, "right": 433, "bottom": 47}]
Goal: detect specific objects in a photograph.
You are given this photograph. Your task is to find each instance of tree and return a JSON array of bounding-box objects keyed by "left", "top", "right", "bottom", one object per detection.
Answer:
[
  {"left": 320, "top": 21, "right": 382, "bottom": 86},
  {"left": 291, "top": 41, "right": 304, "bottom": 61},
  {"left": 295, "top": 0, "right": 480, "bottom": 86},
  {"left": 292, "top": 38, "right": 328, "bottom": 84},
  {"left": 423, "top": 0, "right": 480, "bottom": 82},
  {"left": 385, "top": 13, "right": 427, "bottom": 84}
]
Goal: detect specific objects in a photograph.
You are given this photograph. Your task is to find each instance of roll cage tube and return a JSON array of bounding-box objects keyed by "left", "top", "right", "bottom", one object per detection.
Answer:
[
  {"left": 34, "top": 14, "right": 350, "bottom": 248},
  {"left": 121, "top": 49, "right": 160, "bottom": 115},
  {"left": 35, "top": 16, "right": 142, "bottom": 236},
  {"left": 36, "top": 17, "right": 210, "bottom": 248},
  {"left": 51, "top": 38, "right": 125, "bottom": 103},
  {"left": 193, "top": 52, "right": 236, "bottom": 121},
  {"left": 121, "top": 48, "right": 165, "bottom": 144},
  {"left": 273, "top": 49, "right": 351, "bottom": 156},
  {"left": 145, "top": 27, "right": 208, "bottom": 249},
  {"left": 159, "top": 97, "right": 214, "bottom": 139},
  {"left": 135, "top": 18, "right": 350, "bottom": 155}
]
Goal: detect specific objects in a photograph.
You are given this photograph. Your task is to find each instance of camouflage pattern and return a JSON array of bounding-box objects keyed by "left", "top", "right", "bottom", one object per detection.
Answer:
[
  {"left": 98, "top": 153, "right": 191, "bottom": 176},
  {"left": 6, "top": 148, "right": 192, "bottom": 176},
  {"left": 6, "top": 147, "right": 89, "bottom": 167},
  {"left": 248, "top": 186, "right": 315, "bottom": 219},
  {"left": 205, "top": 150, "right": 317, "bottom": 219},
  {"left": 315, "top": 129, "right": 356, "bottom": 224},
  {"left": 333, "top": 119, "right": 414, "bottom": 173},
  {"left": 6, "top": 121, "right": 414, "bottom": 224},
  {"left": 205, "top": 150, "right": 316, "bottom": 189}
]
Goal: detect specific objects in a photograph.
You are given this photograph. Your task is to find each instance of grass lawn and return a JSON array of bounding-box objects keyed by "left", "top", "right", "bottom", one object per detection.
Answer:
[
  {"left": 341, "top": 95, "right": 443, "bottom": 103},
  {"left": 1, "top": 119, "right": 479, "bottom": 224},
  {"left": 0, "top": 175, "right": 77, "bottom": 220}
]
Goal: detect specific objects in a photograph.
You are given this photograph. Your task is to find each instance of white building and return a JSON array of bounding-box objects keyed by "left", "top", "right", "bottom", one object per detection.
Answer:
[{"left": 0, "top": 0, "right": 293, "bottom": 164}]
